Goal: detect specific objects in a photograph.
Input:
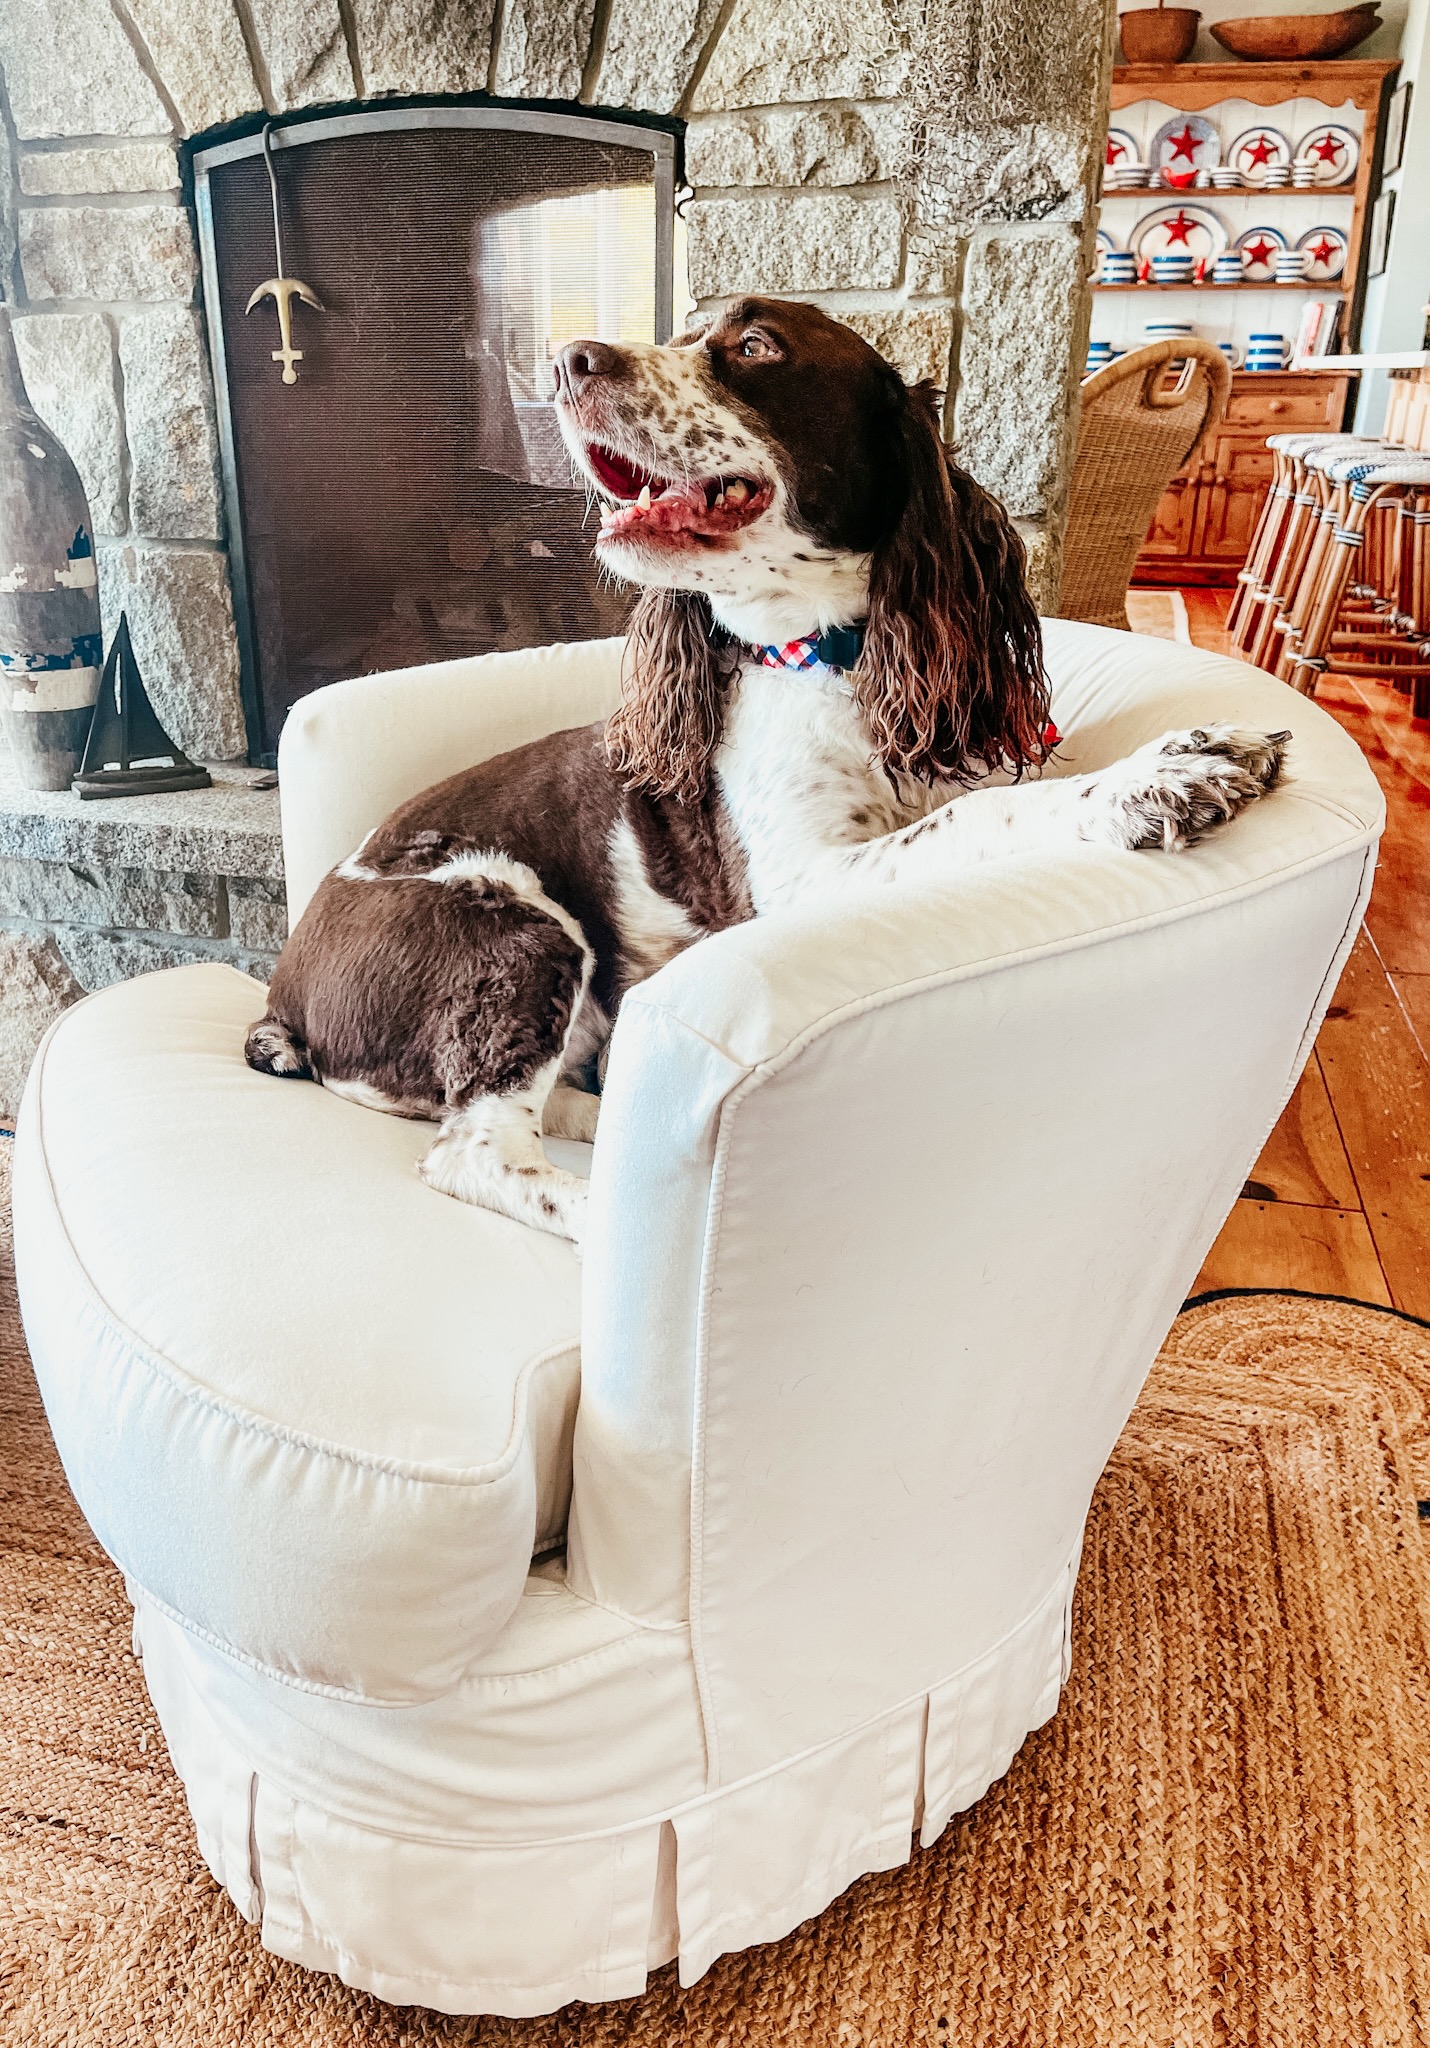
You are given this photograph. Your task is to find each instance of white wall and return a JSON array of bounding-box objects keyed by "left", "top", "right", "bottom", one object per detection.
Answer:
[{"left": 1354, "top": 0, "right": 1430, "bottom": 426}]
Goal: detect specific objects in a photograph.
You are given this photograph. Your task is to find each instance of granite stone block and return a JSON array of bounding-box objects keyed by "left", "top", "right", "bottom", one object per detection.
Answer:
[
  {"left": 952, "top": 228, "right": 1086, "bottom": 520},
  {"left": 0, "top": 0, "right": 171, "bottom": 138},
  {"left": 688, "top": 195, "right": 904, "bottom": 296},
  {"left": 55, "top": 924, "right": 225, "bottom": 992},
  {"left": 493, "top": 0, "right": 596, "bottom": 100},
  {"left": 0, "top": 928, "right": 84, "bottom": 1121},
  {"left": 247, "top": 0, "right": 356, "bottom": 108},
  {"left": 595, "top": 0, "right": 725, "bottom": 113},
  {"left": 20, "top": 205, "right": 198, "bottom": 304},
  {"left": 19, "top": 144, "right": 181, "bottom": 196},
  {"left": 915, "top": 121, "right": 1089, "bottom": 230},
  {"left": 831, "top": 305, "right": 955, "bottom": 387},
  {"left": 1015, "top": 517, "right": 1063, "bottom": 616},
  {"left": 13, "top": 314, "right": 126, "bottom": 537},
  {"left": 692, "top": 0, "right": 910, "bottom": 110},
  {"left": 123, "top": 0, "right": 261, "bottom": 134},
  {"left": 0, "top": 110, "right": 15, "bottom": 292},
  {"left": 687, "top": 105, "right": 910, "bottom": 191},
  {"left": 120, "top": 308, "right": 223, "bottom": 542},
  {"left": 227, "top": 875, "right": 289, "bottom": 953},
  {"left": 347, "top": 0, "right": 494, "bottom": 94},
  {"left": 97, "top": 548, "right": 247, "bottom": 764},
  {"left": 0, "top": 857, "right": 226, "bottom": 937}
]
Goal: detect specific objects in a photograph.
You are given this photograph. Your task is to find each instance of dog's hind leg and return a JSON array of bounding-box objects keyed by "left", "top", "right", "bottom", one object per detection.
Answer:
[
  {"left": 416, "top": 874, "right": 596, "bottom": 1245},
  {"left": 420, "top": 1054, "right": 590, "bottom": 1243}
]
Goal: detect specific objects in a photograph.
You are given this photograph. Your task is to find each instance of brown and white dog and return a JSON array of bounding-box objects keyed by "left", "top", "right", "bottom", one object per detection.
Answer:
[{"left": 247, "top": 297, "right": 1287, "bottom": 1243}]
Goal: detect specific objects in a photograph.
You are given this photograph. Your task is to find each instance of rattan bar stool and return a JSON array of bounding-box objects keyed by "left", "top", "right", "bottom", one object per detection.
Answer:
[
  {"left": 1230, "top": 435, "right": 1387, "bottom": 667},
  {"left": 1273, "top": 455, "right": 1430, "bottom": 708}
]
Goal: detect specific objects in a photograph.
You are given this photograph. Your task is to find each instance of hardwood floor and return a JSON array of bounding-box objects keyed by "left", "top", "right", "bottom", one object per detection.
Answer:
[{"left": 1171, "top": 587, "right": 1430, "bottom": 1314}]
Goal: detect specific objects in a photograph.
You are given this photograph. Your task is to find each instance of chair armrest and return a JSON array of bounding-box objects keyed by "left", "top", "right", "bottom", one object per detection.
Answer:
[{"left": 276, "top": 638, "right": 625, "bottom": 922}]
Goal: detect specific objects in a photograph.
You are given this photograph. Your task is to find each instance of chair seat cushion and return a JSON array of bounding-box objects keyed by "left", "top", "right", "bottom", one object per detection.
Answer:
[{"left": 15, "top": 963, "right": 585, "bottom": 1702}]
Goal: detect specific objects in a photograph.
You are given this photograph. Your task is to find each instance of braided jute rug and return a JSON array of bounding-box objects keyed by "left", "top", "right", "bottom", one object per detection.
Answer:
[{"left": 4, "top": 1135, "right": 1430, "bottom": 2047}]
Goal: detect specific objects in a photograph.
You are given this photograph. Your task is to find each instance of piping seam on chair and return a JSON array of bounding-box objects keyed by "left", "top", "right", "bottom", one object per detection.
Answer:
[
  {"left": 628, "top": 813, "right": 1381, "bottom": 1090},
  {"left": 133, "top": 1579, "right": 687, "bottom": 1706},
  {"left": 21, "top": 1039, "right": 582, "bottom": 1490}
]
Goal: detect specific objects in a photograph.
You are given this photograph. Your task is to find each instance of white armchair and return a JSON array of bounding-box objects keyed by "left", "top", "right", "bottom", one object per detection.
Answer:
[{"left": 13, "top": 620, "right": 1382, "bottom": 2016}]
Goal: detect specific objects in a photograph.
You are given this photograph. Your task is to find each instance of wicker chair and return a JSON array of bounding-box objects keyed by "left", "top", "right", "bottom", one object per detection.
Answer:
[{"left": 1058, "top": 340, "right": 1232, "bottom": 631}]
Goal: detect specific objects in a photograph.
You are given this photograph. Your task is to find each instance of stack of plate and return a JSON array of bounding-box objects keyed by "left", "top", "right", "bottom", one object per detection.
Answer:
[
  {"left": 1150, "top": 252, "right": 1196, "bottom": 284},
  {"left": 1100, "top": 249, "right": 1138, "bottom": 284},
  {"left": 1107, "top": 162, "right": 1152, "bottom": 190},
  {"left": 1211, "top": 251, "right": 1244, "bottom": 284},
  {"left": 1209, "top": 166, "right": 1241, "bottom": 191},
  {"left": 1273, "top": 249, "right": 1307, "bottom": 283}
]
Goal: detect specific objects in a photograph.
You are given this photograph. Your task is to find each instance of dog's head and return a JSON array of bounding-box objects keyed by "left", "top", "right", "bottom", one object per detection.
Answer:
[{"left": 553, "top": 297, "right": 1047, "bottom": 800}]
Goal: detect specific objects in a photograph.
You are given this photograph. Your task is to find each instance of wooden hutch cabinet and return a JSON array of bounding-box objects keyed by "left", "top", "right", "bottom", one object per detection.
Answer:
[
  {"left": 1093, "top": 60, "right": 1396, "bottom": 587},
  {"left": 1135, "top": 366, "right": 1358, "bottom": 585}
]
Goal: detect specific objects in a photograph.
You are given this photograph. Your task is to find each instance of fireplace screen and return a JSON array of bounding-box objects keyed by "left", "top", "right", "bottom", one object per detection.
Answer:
[{"left": 193, "top": 109, "right": 676, "bottom": 764}]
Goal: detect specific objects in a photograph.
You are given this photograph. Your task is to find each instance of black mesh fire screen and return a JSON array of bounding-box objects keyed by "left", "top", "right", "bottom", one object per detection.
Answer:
[{"left": 193, "top": 109, "right": 676, "bottom": 764}]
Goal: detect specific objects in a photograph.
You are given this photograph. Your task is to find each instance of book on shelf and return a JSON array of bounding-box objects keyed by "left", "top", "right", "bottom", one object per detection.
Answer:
[{"left": 1292, "top": 300, "right": 1342, "bottom": 361}]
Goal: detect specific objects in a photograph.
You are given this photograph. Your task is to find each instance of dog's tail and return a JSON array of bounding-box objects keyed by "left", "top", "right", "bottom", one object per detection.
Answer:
[{"left": 245, "top": 1014, "right": 312, "bottom": 1079}]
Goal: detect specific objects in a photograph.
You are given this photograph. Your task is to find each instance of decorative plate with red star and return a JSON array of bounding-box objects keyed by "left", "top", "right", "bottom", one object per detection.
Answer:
[
  {"left": 1105, "top": 127, "right": 1140, "bottom": 169},
  {"left": 1234, "top": 224, "right": 1289, "bottom": 282},
  {"left": 1294, "top": 124, "right": 1360, "bottom": 186},
  {"left": 1296, "top": 225, "right": 1349, "bottom": 281},
  {"left": 1150, "top": 113, "right": 1221, "bottom": 175},
  {"left": 1133, "top": 203, "right": 1228, "bottom": 264},
  {"left": 1227, "top": 125, "right": 1293, "bottom": 185}
]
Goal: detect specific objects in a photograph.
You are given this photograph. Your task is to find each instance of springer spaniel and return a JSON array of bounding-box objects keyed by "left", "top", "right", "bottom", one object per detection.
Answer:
[{"left": 247, "top": 297, "right": 1287, "bottom": 1243}]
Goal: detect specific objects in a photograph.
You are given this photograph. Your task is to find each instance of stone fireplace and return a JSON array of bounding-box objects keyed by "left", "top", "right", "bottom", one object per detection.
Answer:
[{"left": 0, "top": 0, "right": 1112, "bottom": 1116}]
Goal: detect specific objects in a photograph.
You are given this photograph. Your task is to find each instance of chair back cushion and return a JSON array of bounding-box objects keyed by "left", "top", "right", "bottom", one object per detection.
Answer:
[{"left": 277, "top": 639, "right": 625, "bottom": 923}]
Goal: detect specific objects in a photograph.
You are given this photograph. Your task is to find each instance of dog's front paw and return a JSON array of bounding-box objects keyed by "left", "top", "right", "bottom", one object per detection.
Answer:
[{"left": 1082, "top": 725, "right": 1290, "bottom": 854}]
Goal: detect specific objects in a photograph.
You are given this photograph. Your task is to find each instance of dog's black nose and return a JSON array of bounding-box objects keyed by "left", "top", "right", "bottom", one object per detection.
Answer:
[{"left": 554, "top": 338, "right": 621, "bottom": 399}]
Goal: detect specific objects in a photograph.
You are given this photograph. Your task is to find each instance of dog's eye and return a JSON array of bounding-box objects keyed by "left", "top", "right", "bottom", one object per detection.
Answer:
[{"left": 738, "top": 331, "right": 780, "bottom": 360}]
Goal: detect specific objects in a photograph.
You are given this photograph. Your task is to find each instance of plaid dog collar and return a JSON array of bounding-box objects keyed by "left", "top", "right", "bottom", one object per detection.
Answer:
[
  {"left": 753, "top": 622, "right": 865, "bottom": 673},
  {"left": 752, "top": 626, "right": 1062, "bottom": 751}
]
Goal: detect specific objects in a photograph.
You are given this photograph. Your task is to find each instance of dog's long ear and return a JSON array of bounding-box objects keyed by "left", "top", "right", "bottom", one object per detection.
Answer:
[
  {"left": 606, "top": 589, "right": 738, "bottom": 802},
  {"left": 855, "top": 379, "right": 1050, "bottom": 786}
]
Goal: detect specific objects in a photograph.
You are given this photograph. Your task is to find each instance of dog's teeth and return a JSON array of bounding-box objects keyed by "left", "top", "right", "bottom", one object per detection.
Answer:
[
  {"left": 637, "top": 484, "right": 652, "bottom": 509},
  {"left": 725, "top": 479, "right": 750, "bottom": 506}
]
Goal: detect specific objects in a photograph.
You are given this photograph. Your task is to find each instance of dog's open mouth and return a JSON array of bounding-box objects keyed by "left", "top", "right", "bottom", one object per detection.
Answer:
[{"left": 583, "top": 443, "right": 772, "bottom": 545}]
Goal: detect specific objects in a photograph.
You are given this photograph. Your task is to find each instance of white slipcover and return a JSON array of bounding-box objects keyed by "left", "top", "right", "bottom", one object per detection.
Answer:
[{"left": 13, "top": 620, "right": 1382, "bottom": 2015}]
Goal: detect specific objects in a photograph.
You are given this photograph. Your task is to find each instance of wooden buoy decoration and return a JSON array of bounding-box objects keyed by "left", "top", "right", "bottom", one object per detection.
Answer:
[{"left": 0, "top": 299, "right": 104, "bottom": 792}]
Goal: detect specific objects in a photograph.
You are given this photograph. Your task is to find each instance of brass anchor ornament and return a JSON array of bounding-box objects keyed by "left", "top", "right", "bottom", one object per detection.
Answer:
[{"left": 246, "top": 123, "right": 323, "bottom": 385}]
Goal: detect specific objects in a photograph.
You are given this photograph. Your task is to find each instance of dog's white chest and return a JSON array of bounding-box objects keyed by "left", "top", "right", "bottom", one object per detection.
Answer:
[{"left": 715, "top": 663, "right": 917, "bottom": 912}]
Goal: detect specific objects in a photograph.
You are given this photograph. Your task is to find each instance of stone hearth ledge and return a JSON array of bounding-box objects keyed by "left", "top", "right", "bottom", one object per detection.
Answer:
[
  {"left": 0, "top": 757, "right": 285, "bottom": 1119},
  {"left": 0, "top": 755, "right": 281, "bottom": 882}
]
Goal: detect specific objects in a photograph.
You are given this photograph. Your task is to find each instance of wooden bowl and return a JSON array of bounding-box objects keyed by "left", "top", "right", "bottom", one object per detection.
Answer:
[
  {"left": 1209, "top": 5, "right": 1379, "bottom": 60},
  {"left": 1120, "top": 6, "right": 1201, "bottom": 62}
]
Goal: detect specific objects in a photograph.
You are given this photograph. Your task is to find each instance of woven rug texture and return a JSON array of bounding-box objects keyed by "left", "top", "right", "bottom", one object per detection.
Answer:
[{"left": 3, "top": 1135, "right": 1430, "bottom": 2045}]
